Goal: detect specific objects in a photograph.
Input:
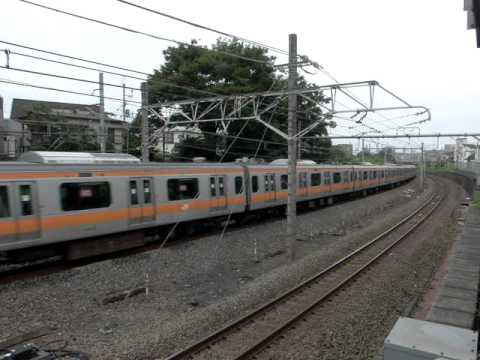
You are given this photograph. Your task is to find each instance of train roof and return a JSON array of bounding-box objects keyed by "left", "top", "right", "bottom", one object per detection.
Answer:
[
  {"left": 0, "top": 162, "right": 415, "bottom": 173},
  {"left": 0, "top": 152, "right": 414, "bottom": 174},
  {"left": 18, "top": 151, "right": 141, "bottom": 164}
]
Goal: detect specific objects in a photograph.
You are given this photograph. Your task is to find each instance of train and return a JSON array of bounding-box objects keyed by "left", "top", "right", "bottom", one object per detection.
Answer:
[{"left": 0, "top": 152, "right": 417, "bottom": 261}]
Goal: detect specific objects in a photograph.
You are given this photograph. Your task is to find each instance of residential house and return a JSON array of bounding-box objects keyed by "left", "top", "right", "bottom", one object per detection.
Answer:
[{"left": 10, "top": 98, "right": 128, "bottom": 152}]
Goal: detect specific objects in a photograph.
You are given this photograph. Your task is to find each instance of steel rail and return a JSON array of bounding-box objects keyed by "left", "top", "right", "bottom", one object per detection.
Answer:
[
  {"left": 164, "top": 183, "right": 442, "bottom": 360},
  {"left": 234, "top": 192, "right": 443, "bottom": 359}
]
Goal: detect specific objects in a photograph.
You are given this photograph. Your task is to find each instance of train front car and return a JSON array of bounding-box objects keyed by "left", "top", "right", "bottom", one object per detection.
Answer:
[{"left": 0, "top": 152, "right": 247, "bottom": 261}]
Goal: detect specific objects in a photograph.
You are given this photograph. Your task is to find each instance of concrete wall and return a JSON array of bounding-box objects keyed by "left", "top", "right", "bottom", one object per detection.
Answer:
[{"left": 432, "top": 171, "right": 477, "bottom": 195}]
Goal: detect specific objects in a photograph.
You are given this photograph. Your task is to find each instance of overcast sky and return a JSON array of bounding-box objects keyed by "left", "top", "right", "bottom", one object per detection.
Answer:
[{"left": 0, "top": 0, "right": 478, "bottom": 151}]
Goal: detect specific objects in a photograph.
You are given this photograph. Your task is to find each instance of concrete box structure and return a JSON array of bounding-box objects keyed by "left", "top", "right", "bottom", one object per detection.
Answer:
[{"left": 384, "top": 317, "right": 477, "bottom": 360}]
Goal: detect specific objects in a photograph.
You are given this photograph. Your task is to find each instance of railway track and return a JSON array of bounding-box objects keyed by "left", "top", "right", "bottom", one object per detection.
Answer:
[
  {"left": 0, "top": 181, "right": 415, "bottom": 283},
  {"left": 164, "top": 185, "right": 444, "bottom": 360}
]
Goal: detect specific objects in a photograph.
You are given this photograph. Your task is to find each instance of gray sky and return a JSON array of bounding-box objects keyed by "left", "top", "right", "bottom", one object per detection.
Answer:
[{"left": 0, "top": 0, "right": 478, "bottom": 151}]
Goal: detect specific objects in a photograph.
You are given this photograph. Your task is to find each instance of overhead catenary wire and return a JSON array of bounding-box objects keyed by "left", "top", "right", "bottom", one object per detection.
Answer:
[
  {"left": 0, "top": 77, "right": 141, "bottom": 104},
  {"left": 0, "top": 45, "right": 220, "bottom": 97},
  {"left": 0, "top": 65, "right": 207, "bottom": 100},
  {"left": 0, "top": 65, "right": 141, "bottom": 91},
  {"left": 18, "top": 0, "right": 271, "bottom": 65},
  {"left": 0, "top": 39, "right": 149, "bottom": 76},
  {"left": 115, "top": 0, "right": 289, "bottom": 56},
  {"left": 4, "top": 48, "right": 147, "bottom": 81}
]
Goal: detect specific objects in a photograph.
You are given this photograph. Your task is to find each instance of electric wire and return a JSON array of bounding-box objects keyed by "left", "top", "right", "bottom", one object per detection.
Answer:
[
  {"left": 0, "top": 77, "right": 141, "bottom": 105},
  {"left": 0, "top": 39, "right": 149, "bottom": 76},
  {"left": 0, "top": 65, "right": 140, "bottom": 91},
  {"left": 115, "top": 0, "right": 289, "bottom": 56},
  {"left": 0, "top": 65, "right": 205, "bottom": 100},
  {"left": 2, "top": 48, "right": 146, "bottom": 81},
  {"left": 1, "top": 46, "right": 221, "bottom": 97},
  {"left": 18, "top": 0, "right": 271, "bottom": 65}
]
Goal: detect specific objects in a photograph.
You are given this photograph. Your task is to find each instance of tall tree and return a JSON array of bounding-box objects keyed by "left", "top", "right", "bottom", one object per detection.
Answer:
[{"left": 145, "top": 39, "right": 331, "bottom": 162}]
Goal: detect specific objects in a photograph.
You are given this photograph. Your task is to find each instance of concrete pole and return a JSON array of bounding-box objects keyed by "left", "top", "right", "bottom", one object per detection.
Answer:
[
  {"left": 297, "top": 118, "right": 301, "bottom": 160},
  {"left": 123, "top": 82, "right": 128, "bottom": 154},
  {"left": 122, "top": 82, "right": 126, "bottom": 123},
  {"left": 361, "top": 139, "right": 365, "bottom": 162},
  {"left": 287, "top": 34, "right": 298, "bottom": 261},
  {"left": 99, "top": 72, "right": 106, "bottom": 153},
  {"left": 141, "top": 82, "right": 149, "bottom": 162},
  {"left": 420, "top": 142, "right": 425, "bottom": 190}
]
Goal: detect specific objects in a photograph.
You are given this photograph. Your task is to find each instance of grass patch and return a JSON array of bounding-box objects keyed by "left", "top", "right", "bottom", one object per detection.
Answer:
[
  {"left": 427, "top": 164, "right": 455, "bottom": 173},
  {"left": 472, "top": 191, "right": 480, "bottom": 208}
]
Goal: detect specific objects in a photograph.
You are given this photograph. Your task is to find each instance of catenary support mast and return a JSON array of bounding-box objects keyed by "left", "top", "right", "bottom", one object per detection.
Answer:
[
  {"left": 141, "top": 82, "right": 149, "bottom": 162},
  {"left": 99, "top": 72, "right": 106, "bottom": 153},
  {"left": 287, "top": 34, "right": 298, "bottom": 261}
]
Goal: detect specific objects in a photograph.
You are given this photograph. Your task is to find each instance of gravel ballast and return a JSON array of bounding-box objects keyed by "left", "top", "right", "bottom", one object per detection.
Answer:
[
  {"left": 0, "top": 177, "right": 450, "bottom": 359},
  {"left": 254, "top": 176, "right": 466, "bottom": 359}
]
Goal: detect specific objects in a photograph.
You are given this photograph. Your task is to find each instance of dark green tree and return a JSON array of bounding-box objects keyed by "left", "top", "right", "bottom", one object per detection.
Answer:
[{"left": 145, "top": 39, "right": 331, "bottom": 162}]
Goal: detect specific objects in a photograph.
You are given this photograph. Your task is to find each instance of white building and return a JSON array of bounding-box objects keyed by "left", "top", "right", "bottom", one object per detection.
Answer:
[
  {"left": 153, "top": 125, "right": 203, "bottom": 156},
  {"left": 454, "top": 138, "right": 479, "bottom": 163}
]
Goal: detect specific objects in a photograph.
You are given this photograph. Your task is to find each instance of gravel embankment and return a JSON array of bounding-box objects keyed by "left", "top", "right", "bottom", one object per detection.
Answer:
[
  {"left": 256, "top": 176, "right": 466, "bottom": 359},
  {"left": 0, "top": 178, "right": 439, "bottom": 359}
]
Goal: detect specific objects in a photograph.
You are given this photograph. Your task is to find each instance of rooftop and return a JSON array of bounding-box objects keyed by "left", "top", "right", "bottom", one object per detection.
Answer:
[{"left": 10, "top": 98, "right": 126, "bottom": 124}]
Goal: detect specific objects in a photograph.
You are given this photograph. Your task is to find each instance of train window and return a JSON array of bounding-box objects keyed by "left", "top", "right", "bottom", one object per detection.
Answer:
[
  {"left": 252, "top": 176, "right": 259, "bottom": 193},
  {"left": 168, "top": 178, "right": 199, "bottom": 201},
  {"left": 61, "top": 182, "right": 111, "bottom": 211},
  {"left": 311, "top": 173, "right": 321, "bottom": 186},
  {"left": 270, "top": 175, "right": 275, "bottom": 190},
  {"left": 19, "top": 185, "right": 33, "bottom": 216},
  {"left": 324, "top": 172, "right": 331, "bottom": 185},
  {"left": 299, "top": 173, "right": 308, "bottom": 188},
  {"left": 0, "top": 186, "right": 10, "bottom": 218},
  {"left": 333, "top": 172, "right": 341, "bottom": 184},
  {"left": 343, "top": 172, "right": 349, "bottom": 183},
  {"left": 235, "top": 176, "right": 243, "bottom": 194},
  {"left": 373, "top": 171, "right": 377, "bottom": 179},
  {"left": 281, "top": 175, "right": 288, "bottom": 190},
  {"left": 210, "top": 177, "right": 216, "bottom": 197},
  {"left": 264, "top": 175, "right": 270, "bottom": 192},
  {"left": 143, "top": 180, "right": 152, "bottom": 204},
  {"left": 130, "top": 181, "right": 139, "bottom": 205},
  {"left": 363, "top": 171, "right": 368, "bottom": 180},
  {"left": 218, "top": 177, "right": 225, "bottom": 196}
]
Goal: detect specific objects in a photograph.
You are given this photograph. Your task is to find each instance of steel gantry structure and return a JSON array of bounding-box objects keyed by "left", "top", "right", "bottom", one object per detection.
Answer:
[{"left": 144, "top": 80, "right": 431, "bottom": 145}]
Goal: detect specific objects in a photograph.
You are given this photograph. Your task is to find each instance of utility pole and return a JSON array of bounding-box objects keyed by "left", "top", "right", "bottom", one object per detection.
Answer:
[
  {"left": 361, "top": 139, "right": 365, "bottom": 162},
  {"left": 122, "top": 82, "right": 128, "bottom": 154},
  {"left": 420, "top": 142, "right": 425, "bottom": 190},
  {"left": 297, "top": 119, "right": 301, "bottom": 160},
  {"left": 99, "top": 72, "right": 106, "bottom": 153},
  {"left": 287, "top": 33, "right": 298, "bottom": 261},
  {"left": 141, "top": 82, "right": 149, "bottom": 162},
  {"left": 122, "top": 82, "right": 127, "bottom": 123}
]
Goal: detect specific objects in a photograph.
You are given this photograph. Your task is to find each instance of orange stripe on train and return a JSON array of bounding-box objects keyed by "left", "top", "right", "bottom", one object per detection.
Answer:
[{"left": 0, "top": 168, "right": 244, "bottom": 180}]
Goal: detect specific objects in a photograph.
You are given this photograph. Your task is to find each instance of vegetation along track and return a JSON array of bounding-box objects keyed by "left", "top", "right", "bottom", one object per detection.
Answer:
[{"left": 164, "top": 180, "right": 444, "bottom": 360}]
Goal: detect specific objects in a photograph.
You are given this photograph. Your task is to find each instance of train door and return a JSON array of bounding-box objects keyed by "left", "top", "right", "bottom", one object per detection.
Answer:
[
  {"left": 0, "top": 184, "right": 14, "bottom": 243},
  {"left": 209, "top": 175, "right": 227, "bottom": 211},
  {"left": 128, "top": 178, "right": 155, "bottom": 225},
  {"left": 12, "top": 182, "right": 41, "bottom": 242},
  {"left": 298, "top": 172, "right": 308, "bottom": 197},
  {"left": 264, "top": 174, "right": 276, "bottom": 202}
]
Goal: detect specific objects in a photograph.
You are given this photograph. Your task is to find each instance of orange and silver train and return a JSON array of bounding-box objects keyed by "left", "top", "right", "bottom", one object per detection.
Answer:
[{"left": 0, "top": 152, "right": 416, "bottom": 260}]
